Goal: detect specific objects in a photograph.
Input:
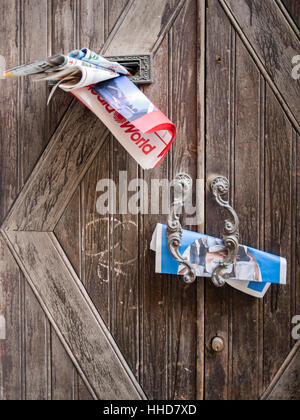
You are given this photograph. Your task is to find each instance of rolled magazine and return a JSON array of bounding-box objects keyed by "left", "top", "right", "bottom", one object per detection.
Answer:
[
  {"left": 150, "top": 224, "right": 287, "bottom": 298},
  {"left": 4, "top": 49, "right": 176, "bottom": 169}
]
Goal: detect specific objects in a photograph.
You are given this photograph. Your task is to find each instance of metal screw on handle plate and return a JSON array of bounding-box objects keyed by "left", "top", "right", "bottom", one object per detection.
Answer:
[{"left": 207, "top": 175, "right": 240, "bottom": 288}]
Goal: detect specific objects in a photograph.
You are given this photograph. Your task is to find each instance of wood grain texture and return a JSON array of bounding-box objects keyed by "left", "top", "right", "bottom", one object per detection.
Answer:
[
  {"left": 54, "top": 188, "right": 93, "bottom": 400},
  {"left": 205, "top": 0, "right": 232, "bottom": 400},
  {"left": 297, "top": 130, "right": 300, "bottom": 318},
  {"left": 196, "top": 0, "right": 206, "bottom": 400},
  {"left": 81, "top": 140, "right": 112, "bottom": 327},
  {"left": 205, "top": 0, "right": 299, "bottom": 400},
  {"left": 81, "top": 0, "right": 140, "bottom": 396},
  {"left": 168, "top": 0, "right": 198, "bottom": 400},
  {"left": 230, "top": 35, "right": 262, "bottom": 401},
  {"left": 2, "top": 102, "right": 109, "bottom": 232},
  {"left": 2, "top": 230, "right": 146, "bottom": 400},
  {"left": 1, "top": 0, "right": 189, "bottom": 400},
  {"left": 110, "top": 150, "right": 141, "bottom": 383},
  {"left": 106, "top": 0, "right": 130, "bottom": 38},
  {"left": 61, "top": 0, "right": 109, "bottom": 400},
  {"left": 105, "top": 0, "right": 143, "bottom": 390},
  {"left": 219, "top": 0, "right": 300, "bottom": 132},
  {"left": 104, "top": 0, "right": 186, "bottom": 55},
  {"left": 263, "top": 85, "right": 294, "bottom": 390},
  {"left": 261, "top": 341, "right": 300, "bottom": 400},
  {"left": 1, "top": 0, "right": 299, "bottom": 401},
  {"left": 18, "top": 1, "right": 52, "bottom": 400},
  {"left": 79, "top": 0, "right": 105, "bottom": 49},
  {"left": 80, "top": 0, "right": 142, "bottom": 394},
  {"left": 48, "top": 0, "right": 77, "bottom": 138},
  {"left": 0, "top": 1, "right": 19, "bottom": 224},
  {"left": 50, "top": 0, "right": 94, "bottom": 401},
  {"left": 55, "top": 189, "right": 81, "bottom": 278},
  {"left": 140, "top": 38, "right": 170, "bottom": 400},
  {"left": 282, "top": 0, "right": 300, "bottom": 28},
  {"left": 0, "top": 0, "right": 22, "bottom": 400},
  {"left": 0, "top": 236, "right": 22, "bottom": 400},
  {"left": 51, "top": 330, "right": 76, "bottom": 400}
]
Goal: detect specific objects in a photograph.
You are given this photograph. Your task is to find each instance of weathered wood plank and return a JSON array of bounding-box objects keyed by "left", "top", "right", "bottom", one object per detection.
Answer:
[
  {"left": 106, "top": 0, "right": 130, "bottom": 39},
  {"left": 0, "top": 0, "right": 185, "bottom": 400},
  {"left": 51, "top": 330, "right": 76, "bottom": 400},
  {"left": 75, "top": 1, "right": 127, "bottom": 401},
  {"left": 231, "top": 35, "right": 262, "bottom": 401},
  {"left": 0, "top": 236, "right": 22, "bottom": 400},
  {"left": 2, "top": 0, "right": 185, "bottom": 233},
  {"left": 53, "top": 188, "right": 87, "bottom": 400},
  {"left": 0, "top": 0, "right": 23, "bottom": 401},
  {"left": 196, "top": 0, "right": 206, "bottom": 400},
  {"left": 75, "top": 0, "right": 109, "bottom": 401},
  {"left": 168, "top": 0, "right": 198, "bottom": 400},
  {"left": 48, "top": 0, "right": 77, "bottom": 138},
  {"left": 109, "top": 152, "right": 140, "bottom": 381},
  {"left": 261, "top": 341, "right": 300, "bottom": 400},
  {"left": 103, "top": 0, "right": 141, "bottom": 389},
  {"left": 104, "top": 0, "right": 186, "bottom": 55},
  {"left": 263, "top": 85, "right": 294, "bottom": 390},
  {"left": 2, "top": 230, "right": 146, "bottom": 400},
  {"left": 282, "top": 3, "right": 300, "bottom": 331},
  {"left": 297, "top": 130, "right": 300, "bottom": 317},
  {"left": 20, "top": 0, "right": 50, "bottom": 181},
  {"left": 2, "top": 102, "right": 109, "bottom": 232},
  {"left": 0, "top": 2, "right": 19, "bottom": 224},
  {"left": 79, "top": 0, "right": 105, "bottom": 49},
  {"left": 282, "top": 0, "right": 300, "bottom": 29},
  {"left": 55, "top": 189, "right": 81, "bottom": 277},
  {"left": 205, "top": 0, "right": 232, "bottom": 400},
  {"left": 19, "top": 0, "right": 52, "bottom": 400},
  {"left": 140, "top": 37, "right": 170, "bottom": 400},
  {"left": 24, "top": 285, "right": 51, "bottom": 400},
  {"left": 49, "top": 1, "right": 99, "bottom": 401},
  {"left": 219, "top": 0, "right": 300, "bottom": 132},
  {"left": 81, "top": 140, "right": 111, "bottom": 327}
]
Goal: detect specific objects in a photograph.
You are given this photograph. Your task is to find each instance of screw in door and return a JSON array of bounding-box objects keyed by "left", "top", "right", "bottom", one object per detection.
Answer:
[{"left": 211, "top": 336, "right": 225, "bottom": 353}]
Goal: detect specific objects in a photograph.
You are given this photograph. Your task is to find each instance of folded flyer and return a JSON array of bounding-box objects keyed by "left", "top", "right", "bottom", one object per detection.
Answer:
[
  {"left": 150, "top": 224, "right": 287, "bottom": 298},
  {"left": 4, "top": 48, "right": 176, "bottom": 169}
]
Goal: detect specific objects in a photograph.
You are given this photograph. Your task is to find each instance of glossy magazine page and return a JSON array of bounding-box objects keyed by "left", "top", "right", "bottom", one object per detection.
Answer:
[{"left": 150, "top": 224, "right": 287, "bottom": 298}]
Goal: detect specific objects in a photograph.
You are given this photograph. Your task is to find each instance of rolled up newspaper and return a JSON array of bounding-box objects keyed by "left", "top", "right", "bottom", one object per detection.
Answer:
[
  {"left": 150, "top": 224, "right": 287, "bottom": 298},
  {"left": 4, "top": 49, "right": 176, "bottom": 169},
  {"left": 72, "top": 76, "right": 176, "bottom": 169},
  {"left": 69, "top": 48, "right": 130, "bottom": 75}
]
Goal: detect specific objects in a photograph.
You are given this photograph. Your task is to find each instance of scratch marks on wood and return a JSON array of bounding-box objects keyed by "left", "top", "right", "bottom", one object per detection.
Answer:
[{"left": 85, "top": 218, "right": 138, "bottom": 279}]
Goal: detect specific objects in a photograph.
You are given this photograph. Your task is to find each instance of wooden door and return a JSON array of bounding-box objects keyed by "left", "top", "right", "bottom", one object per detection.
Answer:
[{"left": 0, "top": 0, "right": 299, "bottom": 400}]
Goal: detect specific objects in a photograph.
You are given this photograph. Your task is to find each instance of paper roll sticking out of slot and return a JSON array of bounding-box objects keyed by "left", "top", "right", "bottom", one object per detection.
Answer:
[
  {"left": 4, "top": 48, "right": 176, "bottom": 170},
  {"left": 34, "top": 66, "right": 119, "bottom": 91},
  {"left": 59, "top": 67, "right": 119, "bottom": 91},
  {"left": 69, "top": 48, "right": 130, "bottom": 75}
]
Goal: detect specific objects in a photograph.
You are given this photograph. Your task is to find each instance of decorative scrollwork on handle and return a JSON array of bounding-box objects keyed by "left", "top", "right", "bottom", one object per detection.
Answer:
[
  {"left": 167, "top": 174, "right": 196, "bottom": 284},
  {"left": 207, "top": 175, "right": 240, "bottom": 288}
]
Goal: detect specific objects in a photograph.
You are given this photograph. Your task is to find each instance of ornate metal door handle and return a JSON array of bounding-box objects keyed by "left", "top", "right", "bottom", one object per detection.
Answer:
[
  {"left": 166, "top": 174, "right": 240, "bottom": 288},
  {"left": 167, "top": 174, "right": 196, "bottom": 284},
  {"left": 207, "top": 175, "right": 239, "bottom": 288}
]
